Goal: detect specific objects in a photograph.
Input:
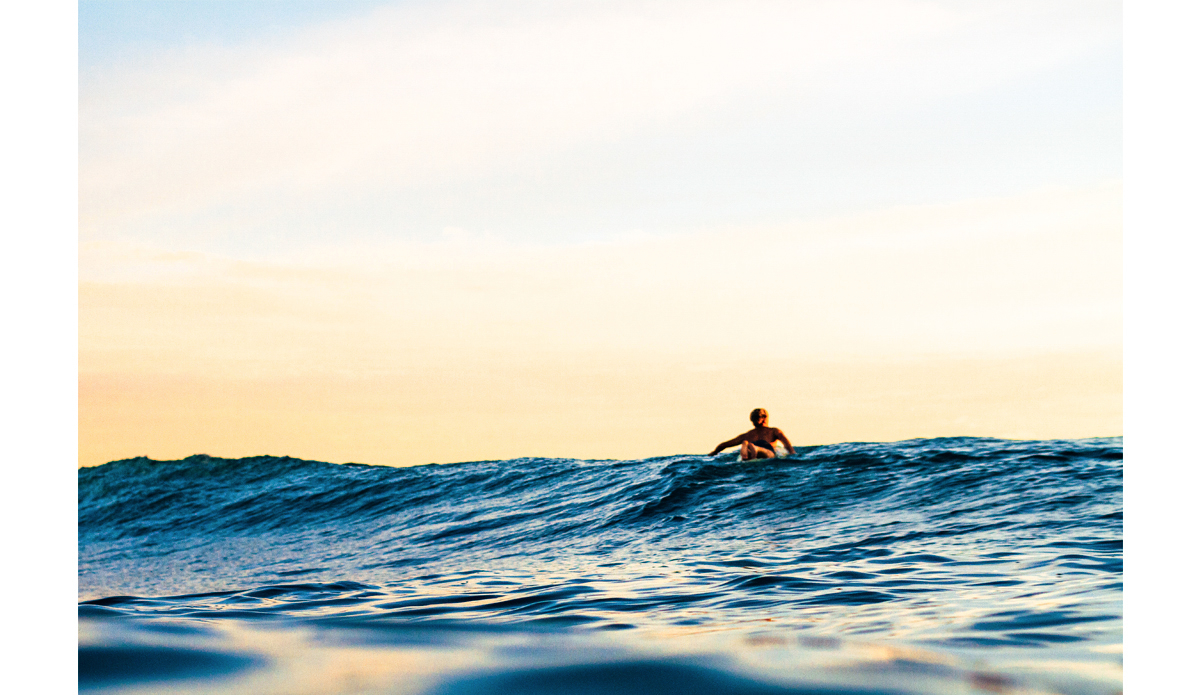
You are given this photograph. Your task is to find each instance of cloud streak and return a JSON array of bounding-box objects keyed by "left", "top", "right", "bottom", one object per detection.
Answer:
[
  {"left": 81, "top": 0, "right": 1120, "bottom": 249},
  {"left": 82, "top": 181, "right": 1121, "bottom": 380}
]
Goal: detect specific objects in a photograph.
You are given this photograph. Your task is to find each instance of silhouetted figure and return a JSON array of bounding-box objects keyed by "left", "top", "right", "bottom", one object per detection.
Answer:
[{"left": 709, "top": 408, "right": 796, "bottom": 460}]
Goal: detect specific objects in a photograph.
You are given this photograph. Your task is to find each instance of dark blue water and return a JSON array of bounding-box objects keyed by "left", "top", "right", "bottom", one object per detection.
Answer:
[{"left": 79, "top": 437, "right": 1122, "bottom": 694}]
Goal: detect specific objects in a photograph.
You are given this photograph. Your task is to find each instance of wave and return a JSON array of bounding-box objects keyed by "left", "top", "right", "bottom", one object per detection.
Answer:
[
  {"left": 79, "top": 437, "right": 1121, "bottom": 546},
  {"left": 79, "top": 437, "right": 1122, "bottom": 693}
]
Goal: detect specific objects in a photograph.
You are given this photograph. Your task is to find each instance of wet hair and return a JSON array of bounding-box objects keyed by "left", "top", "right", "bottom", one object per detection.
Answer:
[{"left": 750, "top": 408, "right": 767, "bottom": 423}]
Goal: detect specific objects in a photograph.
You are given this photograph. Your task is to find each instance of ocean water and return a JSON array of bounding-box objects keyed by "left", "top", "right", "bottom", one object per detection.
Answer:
[{"left": 79, "top": 437, "right": 1122, "bottom": 694}]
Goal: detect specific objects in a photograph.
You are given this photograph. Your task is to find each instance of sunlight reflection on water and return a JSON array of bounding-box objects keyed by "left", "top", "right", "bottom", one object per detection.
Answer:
[{"left": 79, "top": 616, "right": 1119, "bottom": 695}]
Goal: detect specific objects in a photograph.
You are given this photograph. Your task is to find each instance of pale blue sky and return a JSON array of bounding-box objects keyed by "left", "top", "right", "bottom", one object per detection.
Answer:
[
  {"left": 80, "top": 0, "right": 1121, "bottom": 258},
  {"left": 80, "top": 0, "right": 400, "bottom": 69}
]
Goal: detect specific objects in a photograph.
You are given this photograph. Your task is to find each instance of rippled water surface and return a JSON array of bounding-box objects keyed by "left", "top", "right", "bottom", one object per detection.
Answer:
[{"left": 79, "top": 437, "right": 1122, "bottom": 694}]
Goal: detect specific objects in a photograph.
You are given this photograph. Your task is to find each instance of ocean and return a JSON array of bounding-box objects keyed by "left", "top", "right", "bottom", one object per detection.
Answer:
[{"left": 78, "top": 437, "right": 1122, "bottom": 694}]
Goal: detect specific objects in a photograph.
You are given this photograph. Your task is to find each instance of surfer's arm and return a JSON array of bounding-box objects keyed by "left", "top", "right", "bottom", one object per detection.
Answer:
[
  {"left": 774, "top": 429, "right": 796, "bottom": 456},
  {"left": 710, "top": 433, "right": 750, "bottom": 456}
]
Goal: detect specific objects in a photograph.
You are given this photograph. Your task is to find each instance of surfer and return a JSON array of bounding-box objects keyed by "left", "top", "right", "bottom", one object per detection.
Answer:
[{"left": 709, "top": 408, "right": 796, "bottom": 460}]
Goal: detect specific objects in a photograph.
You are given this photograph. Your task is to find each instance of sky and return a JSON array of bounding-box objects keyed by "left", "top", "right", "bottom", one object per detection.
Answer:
[{"left": 77, "top": 0, "right": 1123, "bottom": 468}]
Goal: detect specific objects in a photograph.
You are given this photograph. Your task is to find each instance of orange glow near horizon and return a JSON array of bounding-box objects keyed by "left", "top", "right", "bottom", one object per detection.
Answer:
[
  {"left": 79, "top": 185, "right": 1121, "bottom": 468},
  {"left": 79, "top": 348, "right": 1121, "bottom": 468}
]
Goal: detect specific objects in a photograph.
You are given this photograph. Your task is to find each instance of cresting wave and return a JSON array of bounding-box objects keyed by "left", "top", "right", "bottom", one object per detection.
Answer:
[{"left": 79, "top": 437, "right": 1122, "bottom": 694}]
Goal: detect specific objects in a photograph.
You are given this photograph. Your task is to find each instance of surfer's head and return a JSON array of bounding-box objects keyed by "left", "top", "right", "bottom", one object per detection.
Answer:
[{"left": 750, "top": 408, "right": 768, "bottom": 425}]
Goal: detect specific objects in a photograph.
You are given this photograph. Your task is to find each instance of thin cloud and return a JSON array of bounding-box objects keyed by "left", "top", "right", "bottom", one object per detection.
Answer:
[
  {"left": 82, "top": 182, "right": 1121, "bottom": 377},
  {"left": 81, "top": 0, "right": 1119, "bottom": 248}
]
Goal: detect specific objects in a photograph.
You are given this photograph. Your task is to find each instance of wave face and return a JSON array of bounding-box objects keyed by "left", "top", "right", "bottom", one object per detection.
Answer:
[{"left": 79, "top": 437, "right": 1122, "bottom": 694}]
